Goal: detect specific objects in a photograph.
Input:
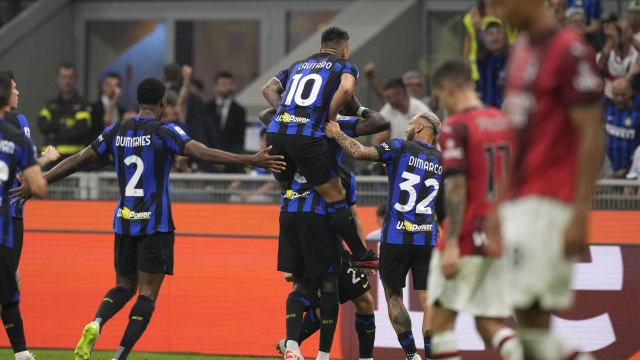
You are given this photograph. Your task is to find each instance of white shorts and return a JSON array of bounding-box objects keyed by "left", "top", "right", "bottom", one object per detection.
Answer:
[
  {"left": 498, "top": 196, "right": 577, "bottom": 311},
  {"left": 427, "top": 251, "right": 511, "bottom": 318}
]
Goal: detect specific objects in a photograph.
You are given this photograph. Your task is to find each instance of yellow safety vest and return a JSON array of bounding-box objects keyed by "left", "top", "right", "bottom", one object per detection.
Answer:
[{"left": 464, "top": 12, "right": 518, "bottom": 81}]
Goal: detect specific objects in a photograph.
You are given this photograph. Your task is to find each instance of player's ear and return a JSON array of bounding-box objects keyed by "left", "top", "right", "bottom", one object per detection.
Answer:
[{"left": 160, "top": 97, "right": 166, "bottom": 109}]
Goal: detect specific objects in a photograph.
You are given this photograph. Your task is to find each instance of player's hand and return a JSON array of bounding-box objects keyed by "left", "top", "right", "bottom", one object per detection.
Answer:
[
  {"left": 564, "top": 211, "right": 588, "bottom": 258},
  {"left": 441, "top": 241, "right": 460, "bottom": 279},
  {"left": 362, "top": 268, "right": 377, "bottom": 276},
  {"left": 181, "top": 65, "right": 193, "bottom": 83},
  {"left": 324, "top": 121, "right": 341, "bottom": 138},
  {"left": 9, "top": 179, "right": 32, "bottom": 205},
  {"left": 284, "top": 272, "right": 294, "bottom": 282},
  {"left": 484, "top": 210, "right": 503, "bottom": 256},
  {"left": 364, "top": 62, "right": 376, "bottom": 77},
  {"left": 251, "top": 146, "right": 286, "bottom": 173},
  {"left": 41, "top": 145, "right": 60, "bottom": 163},
  {"left": 470, "top": 7, "right": 482, "bottom": 30},
  {"left": 112, "top": 84, "right": 121, "bottom": 101},
  {"left": 342, "top": 94, "right": 362, "bottom": 116}
]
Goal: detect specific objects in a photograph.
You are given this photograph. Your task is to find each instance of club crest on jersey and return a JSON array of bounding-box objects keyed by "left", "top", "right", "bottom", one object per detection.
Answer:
[
  {"left": 117, "top": 207, "right": 151, "bottom": 220},
  {"left": 275, "top": 113, "right": 310, "bottom": 124},
  {"left": 396, "top": 220, "right": 432, "bottom": 232},
  {"left": 23, "top": 127, "right": 30, "bottom": 137},
  {"left": 284, "top": 190, "right": 310, "bottom": 200}
]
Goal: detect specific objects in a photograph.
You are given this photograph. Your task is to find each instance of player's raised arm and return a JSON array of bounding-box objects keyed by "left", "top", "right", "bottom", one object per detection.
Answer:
[
  {"left": 324, "top": 121, "right": 380, "bottom": 161},
  {"left": 182, "top": 140, "right": 286, "bottom": 173},
  {"left": 261, "top": 76, "right": 285, "bottom": 110}
]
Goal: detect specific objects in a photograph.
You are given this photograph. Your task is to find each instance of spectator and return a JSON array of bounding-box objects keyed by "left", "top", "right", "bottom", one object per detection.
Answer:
[
  {"left": 597, "top": 19, "right": 640, "bottom": 99},
  {"left": 549, "top": 0, "right": 568, "bottom": 25},
  {"left": 162, "top": 90, "right": 185, "bottom": 127},
  {"left": 604, "top": 78, "right": 640, "bottom": 178},
  {"left": 228, "top": 128, "right": 278, "bottom": 203},
  {"left": 566, "top": 8, "right": 587, "bottom": 36},
  {"left": 162, "top": 63, "right": 206, "bottom": 138},
  {"left": 365, "top": 202, "right": 386, "bottom": 241},
  {"left": 370, "top": 79, "right": 431, "bottom": 145},
  {"left": 90, "top": 72, "right": 124, "bottom": 143},
  {"left": 190, "top": 78, "right": 205, "bottom": 100},
  {"left": 38, "top": 63, "right": 92, "bottom": 161},
  {"left": 402, "top": 70, "right": 446, "bottom": 118},
  {"left": 567, "top": 0, "right": 603, "bottom": 35},
  {"left": 204, "top": 71, "right": 247, "bottom": 155},
  {"left": 476, "top": 17, "right": 508, "bottom": 108},
  {"left": 630, "top": 0, "right": 640, "bottom": 41}
]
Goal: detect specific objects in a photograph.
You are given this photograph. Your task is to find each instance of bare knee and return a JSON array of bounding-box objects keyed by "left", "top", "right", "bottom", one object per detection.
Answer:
[
  {"left": 314, "top": 177, "right": 345, "bottom": 202},
  {"left": 431, "top": 304, "right": 457, "bottom": 334},
  {"left": 352, "top": 292, "right": 374, "bottom": 315},
  {"left": 321, "top": 274, "right": 338, "bottom": 293},
  {"left": 116, "top": 272, "right": 138, "bottom": 299},
  {"left": 475, "top": 317, "right": 506, "bottom": 343}
]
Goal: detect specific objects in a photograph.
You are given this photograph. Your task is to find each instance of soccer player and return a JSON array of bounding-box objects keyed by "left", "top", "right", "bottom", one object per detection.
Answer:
[
  {"left": 10, "top": 78, "right": 286, "bottom": 360},
  {"left": 259, "top": 103, "right": 388, "bottom": 360},
  {"left": 491, "top": 0, "right": 604, "bottom": 358},
  {"left": 261, "top": 26, "right": 378, "bottom": 266},
  {"left": 425, "top": 59, "right": 523, "bottom": 360},
  {"left": 275, "top": 164, "right": 377, "bottom": 360},
  {"left": 0, "top": 73, "right": 47, "bottom": 350},
  {"left": 0, "top": 70, "right": 60, "bottom": 360},
  {"left": 325, "top": 112, "right": 443, "bottom": 360}
]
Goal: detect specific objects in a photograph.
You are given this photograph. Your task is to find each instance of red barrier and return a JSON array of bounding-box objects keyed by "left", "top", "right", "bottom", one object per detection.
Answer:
[{"left": 0, "top": 200, "right": 636, "bottom": 359}]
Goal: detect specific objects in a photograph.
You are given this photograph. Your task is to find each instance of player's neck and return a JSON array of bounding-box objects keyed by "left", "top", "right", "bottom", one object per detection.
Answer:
[
  {"left": 523, "top": 8, "right": 557, "bottom": 41},
  {"left": 451, "top": 91, "right": 483, "bottom": 115},
  {"left": 319, "top": 48, "right": 340, "bottom": 57},
  {"left": 138, "top": 109, "right": 156, "bottom": 119}
]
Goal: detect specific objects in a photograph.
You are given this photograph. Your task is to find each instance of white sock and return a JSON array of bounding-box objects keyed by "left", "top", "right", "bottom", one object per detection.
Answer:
[
  {"left": 316, "top": 351, "right": 330, "bottom": 360},
  {"left": 431, "top": 331, "right": 461, "bottom": 360},
  {"left": 491, "top": 327, "right": 523, "bottom": 360},
  {"left": 518, "top": 328, "right": 563, "bottom": 360},
  {"left": 14, "top": 351, "right": 30, "bottom": 356},
  {"left": 286, "top": 340, "right": 301, "bottom": 354},
  {"left": 359, "top": 358, "right": 374, "bottom": 360}
]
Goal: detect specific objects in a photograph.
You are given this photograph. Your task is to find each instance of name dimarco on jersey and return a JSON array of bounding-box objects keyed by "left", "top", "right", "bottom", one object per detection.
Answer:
[
  {"left": 275, "top": 112, "right": 310, "bottom": 124},
  {"left": 117, "top": 207, "right": 151, "bottom": 220},
  {"left": 409, "top": 155, "right": 443, "bottom": 174}
]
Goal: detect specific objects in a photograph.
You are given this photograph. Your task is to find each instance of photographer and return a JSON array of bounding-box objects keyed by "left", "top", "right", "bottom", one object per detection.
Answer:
[{"left": 597, "top": 14, "right": 640, "bottom": 100}]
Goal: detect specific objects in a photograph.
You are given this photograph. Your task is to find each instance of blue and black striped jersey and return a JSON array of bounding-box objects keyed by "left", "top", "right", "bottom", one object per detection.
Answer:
[
  {"left": 375, "top": 139, "right": 442, "bottom": 246},
  {"left": 5, "top": 112, "right": 32, "bottom": 219},
  {"left": 91, "top": 116, "right": 191, "bottom": 236},
  {"left": 267, "top": 53, "right": 358, "bottom": 138},
  {"left": 280, "top": 116, "right": 358, "bottom": 214},
  {"left": 604, "top": 98, "right": 640, "bottom": 172},
  {"left": 0, "top": 117, "right": 38, "bottom": 247}
]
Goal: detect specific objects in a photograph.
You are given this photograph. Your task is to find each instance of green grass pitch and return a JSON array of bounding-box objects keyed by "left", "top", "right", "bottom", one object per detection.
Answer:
[{"left": 0, "top": 348, "right": 280, "bottom": 359}]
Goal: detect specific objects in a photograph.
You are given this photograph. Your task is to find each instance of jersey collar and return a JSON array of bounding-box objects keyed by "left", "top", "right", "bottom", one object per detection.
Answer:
[
  {"left": 134, "top": 116, "right": 155, "bottom": 122},
  {"left": 416, "top": 140, "right": 433, "bottom": 148}
]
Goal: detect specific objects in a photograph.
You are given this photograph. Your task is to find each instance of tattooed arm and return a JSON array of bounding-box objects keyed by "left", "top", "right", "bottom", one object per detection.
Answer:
[
  {"left": 441, "top": 173, "right": 466, "bottom": 279},
  {"left": 324, "top": 121, "right": 379, "bottom": 161},
  {"left": 261, "top": 78, "right": 284, "bottom": 110}
]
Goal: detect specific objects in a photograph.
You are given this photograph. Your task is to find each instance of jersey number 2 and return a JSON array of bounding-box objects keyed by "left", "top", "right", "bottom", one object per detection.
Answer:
[
  {"left": 394, "top": 172, "right": 439, "bottom": 214},
  {"left": 284, "top": 74, "right": 323, "bottom": 106},
  {"left": 124, "top": 155, "right": 144, "bottom": 197}
]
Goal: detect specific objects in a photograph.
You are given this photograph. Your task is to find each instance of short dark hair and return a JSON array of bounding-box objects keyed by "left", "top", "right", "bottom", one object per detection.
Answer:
[
  {"left": 214, "top": 71, "right": 234, "bottom": 83},
  {"left": 0, "top": 73, "right": 13, "bottom": 108},
  {"left": 431, "top": 58, "right": 473, "bottom": 89},
  {"left": 58, "top": 62, "right": 76, "bottom": 72},
  {"left": 191, "top": 78, "right": 204, "bottom": 92},
  {"left": 376, "top": 202, "right": 386, "bottom": 218},
  {"left": 383, "top": 78, "right": 406, "bottom": 92},
  {"left": 163, "top": 63, "right": 181, "bottom": 83},
  {"left": 0, "top": 70, "right": 14, "bottom": 81},
  {"left": 137, "top": 78, "right": 166, "bottom": 106},
  {"left": 102, "top": 72, "right": 121, "bottom": 85},
  {"left": 321, "top": 26, "right": 350, "bottom": 49}
]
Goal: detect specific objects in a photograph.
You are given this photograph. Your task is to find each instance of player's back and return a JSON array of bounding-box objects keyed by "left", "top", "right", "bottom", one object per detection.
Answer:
[
  {"left": 379, "top": 139, "right": 442, "bottom": 246},
  {"left": 0, "top": 120, "right": 36, "bottom": 246},
  {"left": 92, "top": 116, "right": 191, "bottom": 236},
  {"left": 268, "top": 53, "right": 358, "bottom": 137},
  {"left": 439, "top": 107, "right": 513, "bottom": 255},
  {"left": 504, "top": 28, "right": 602, "bottom": 203}
]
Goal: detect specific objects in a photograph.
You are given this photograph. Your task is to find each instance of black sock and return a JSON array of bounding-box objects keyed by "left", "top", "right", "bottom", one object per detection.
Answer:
[
  {"left": 286, "top": 292, "right": 308, "bottom": 343},
  {"left": 114, "top": 295, "right": 155, "bottom": 360},
  {"left": 297, "top": 310, "right": 321, "bottom": 344},
  {"left": 355, "top": 313, "right": 375, "bottom": 359},
  {"left": 327, "top": 200, "right": 367, "bottom": 258},
  {"left": 398, "top": 330, "right": 417, "bottom": 360},
  {"left": 94, "top": 286, "right": 130, "bottom": 330},
  {"left": 424, "top": 331, "right": 432, "bottom": 358},
  {"left": 318, "top": 292, "right": 339, "bottom": 353},
  {"left": 1, "top": 302, "right": 27, "bottom": 353}
]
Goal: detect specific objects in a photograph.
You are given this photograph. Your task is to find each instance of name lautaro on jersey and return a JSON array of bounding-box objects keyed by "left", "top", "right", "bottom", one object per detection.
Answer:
[
  {"left": 396, "top": 220, "right": 433, "bottom": 232},
  {"left": 115, "top": 135, "right": 152, "bottom": 147},
  {"left": 298, "top": 61, "right": 333, "bottom": 70},
  {"left": 408, "top": 155, "right": 443, "bottom": 174}
]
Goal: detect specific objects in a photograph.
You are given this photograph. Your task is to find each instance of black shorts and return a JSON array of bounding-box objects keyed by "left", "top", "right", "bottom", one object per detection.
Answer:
[
  {"left": 114, "top": 232, "right": 175, "bottom": 276},
  {"left": 277, "top": 212, "right": 340, "bottom": 278},
  {"left": 266, "top": 133, "right": 340, "bottom": 187},
  {"left": 379, "top": 242, "right": 432, "bottom": 290},
  {"left": 308, "top": 252, "right": 371, "bottom": 307},
  {"left": 10, "top": 218, "right": 23, "bottom": 271},
  {"left": 0, "top": 245, "right": 19, "bottom": 305}
]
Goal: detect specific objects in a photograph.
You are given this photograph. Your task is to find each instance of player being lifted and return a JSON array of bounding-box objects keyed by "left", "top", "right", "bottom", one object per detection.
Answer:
[
  {"left": 325, "top": 111, "right": 443, "bottom": 360},
  {"left": 259, "top": 101, "right": 389, "bottom": 360},
  {"left": 0, "top": 70, "right": 60, "bottom": 360},
  {"left": 11, "top": 78, "right": 286, "bottom": 360},
  {"left": 261, "top": 26, "right": 378, "bottom": 267},
  {"left": 426, "top": 59, "right": 523, "bottom": 360},
  {"left": 0, "top": 73, "right": 48, "bottom": 352},
  {"left": 490, "top": 0, "right": 604, "bottom": 358}
]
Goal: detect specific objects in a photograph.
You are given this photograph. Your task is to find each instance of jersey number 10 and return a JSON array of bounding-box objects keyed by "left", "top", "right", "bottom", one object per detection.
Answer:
[{"left": 284, "top": 74, "right": 323, "bottom": 106}]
